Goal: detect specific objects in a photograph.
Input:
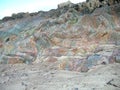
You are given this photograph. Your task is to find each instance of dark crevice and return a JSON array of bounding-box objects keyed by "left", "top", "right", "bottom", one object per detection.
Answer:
[
  {"left": 5, "top": 38, "right": 10, "bottom": 42},
  {"left": 107, "top": 79, "right": 120, "bottom": 88}
]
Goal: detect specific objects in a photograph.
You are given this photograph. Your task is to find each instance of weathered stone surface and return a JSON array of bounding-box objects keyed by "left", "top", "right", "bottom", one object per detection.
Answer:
[
  {"left": 112, "top": 49, "right": 120, "bottom": 63},
  {"left": 0, "top": 1, "right": 120, "bottom": 90},
  {"left": 58, "top": 1, "right": 73, "bottom": 8},
  {"left": 0, "top": 0, "right": 120, "bottom": 72}
]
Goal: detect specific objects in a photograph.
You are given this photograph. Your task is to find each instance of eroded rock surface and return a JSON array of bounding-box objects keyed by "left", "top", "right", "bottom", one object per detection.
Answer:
[{"left": 0, "top": 0, "right": 120, "bottom": 89}]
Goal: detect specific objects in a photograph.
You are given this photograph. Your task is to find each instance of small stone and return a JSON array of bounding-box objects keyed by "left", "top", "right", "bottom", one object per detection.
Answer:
[
  {"left": 63, "top": 84, "right": 68, "bottom": 88},
  {"left": 115, "top": 56, "right": 120, "bottom": 63},
  {"left": 74, "top": 88, "right": 78, "bottom": 90},
  {"left": 0, "top": 77, "right": 10, "bottom": 84},
  {"left": 1, "top": 73, "right": 6, "bottom": 77},
  {"left": 21, "top": 82, "right": 27, "bottom": 87},
  {"left": 71, "top": 88, "right": 79, "bottom": 90},
  {"left": 81, "top": 65, "right": 89, "bottom": 72}
]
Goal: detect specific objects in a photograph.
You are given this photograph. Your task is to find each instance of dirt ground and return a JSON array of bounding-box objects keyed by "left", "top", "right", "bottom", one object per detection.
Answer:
[{"left": 0, "top": 63, "right": 120, "bottom": 90}]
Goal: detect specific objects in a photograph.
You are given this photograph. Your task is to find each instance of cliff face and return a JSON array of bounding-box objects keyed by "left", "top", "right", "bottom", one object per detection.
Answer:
[{"left": 0, "top": 0, "right": 120, "bottom": 72}]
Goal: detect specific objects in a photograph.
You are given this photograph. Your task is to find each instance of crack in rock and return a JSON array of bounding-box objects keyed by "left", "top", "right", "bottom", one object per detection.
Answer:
[{"left": 107, "top": 79, "right": 120, "bottom": 88}]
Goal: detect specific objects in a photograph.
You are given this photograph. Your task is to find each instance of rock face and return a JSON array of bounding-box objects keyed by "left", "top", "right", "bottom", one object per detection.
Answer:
[
  {"left": 0, "top": 0, "right": 120, "bottom": 72},
  {"left": 58, "top": 1, "right": 73, "bottom": 8}
]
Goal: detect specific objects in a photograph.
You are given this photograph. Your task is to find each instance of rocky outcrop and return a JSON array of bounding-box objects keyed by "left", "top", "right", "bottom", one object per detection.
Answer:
[
  {"left": 1, "top": 0, "right": 120, "bottom": 22},
  {"left": 58, "top": 1, "right": 73, "bottom": 8},
  {"left": 0, "top": 0, "right": 120, "bottom": 73}
]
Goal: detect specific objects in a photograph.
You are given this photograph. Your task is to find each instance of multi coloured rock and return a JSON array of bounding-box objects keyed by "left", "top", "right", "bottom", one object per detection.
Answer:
[{"left": 0, "top": 0, "right": 120, "bottom": 72}]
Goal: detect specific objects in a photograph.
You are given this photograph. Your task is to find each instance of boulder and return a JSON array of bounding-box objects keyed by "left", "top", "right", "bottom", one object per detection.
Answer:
[
  {"left": 112, "top": 49, "right": 120, "bottom": 63},
  {"left": 58, "top": 1, "right": 73, "bottom": 8}
]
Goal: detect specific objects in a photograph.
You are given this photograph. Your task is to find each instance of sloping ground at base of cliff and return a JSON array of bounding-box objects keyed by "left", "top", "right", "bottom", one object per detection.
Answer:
[{"left": 0, "top": 63, "right": 120, "bottom": 90}]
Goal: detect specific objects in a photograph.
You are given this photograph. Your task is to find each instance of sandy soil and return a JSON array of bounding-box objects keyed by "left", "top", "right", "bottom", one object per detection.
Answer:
[{"left": 0, "top": 63, "right": 120, "bottom": 90}]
